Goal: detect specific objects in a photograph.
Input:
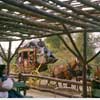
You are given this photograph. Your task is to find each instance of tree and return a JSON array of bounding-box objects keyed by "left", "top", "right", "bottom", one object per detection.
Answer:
[
  {"left": 44, "top": 35, "right": 75, "bottom": 61},
  {"left": 45, "top": 36, "right": 62, "bottom": 52},
  {"left": 75, "top": 32, "right": 99, "bottom": 65}
]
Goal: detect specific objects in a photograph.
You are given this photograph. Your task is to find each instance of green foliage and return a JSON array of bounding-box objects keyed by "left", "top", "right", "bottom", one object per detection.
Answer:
[
  {"left": 75, "top": 33, "right": 95, "bottom": 60},
  {"left": 45, "top": 35, "right": 75, "bottom": 61},
  {"left": 95, "top": 54, "right": 100, "bottom": 65},
  {"left": 45, "top": 36, "right": 62, "bottom": 52}
]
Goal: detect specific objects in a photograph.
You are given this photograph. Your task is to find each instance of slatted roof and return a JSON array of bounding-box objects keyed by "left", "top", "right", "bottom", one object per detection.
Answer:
[{"left": 0, "top": 0, "right": 100, "bottom": 41}]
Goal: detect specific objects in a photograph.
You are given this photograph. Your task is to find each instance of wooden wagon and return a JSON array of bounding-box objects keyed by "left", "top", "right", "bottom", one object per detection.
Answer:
[
  {"left": 17, "top": 47, "right": 38, "bottom": 73},
  {"left": 16, "top": 40, "right": 57, "bottom": 74}
]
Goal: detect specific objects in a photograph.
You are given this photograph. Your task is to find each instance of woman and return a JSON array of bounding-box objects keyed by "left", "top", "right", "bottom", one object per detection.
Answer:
[{"left": 0, "top": 64, "right": 13, "bottom": 98}]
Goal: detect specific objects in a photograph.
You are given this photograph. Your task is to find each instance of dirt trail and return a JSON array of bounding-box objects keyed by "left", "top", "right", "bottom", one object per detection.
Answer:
[{"left": 27, "top": 89, "right": 66, "bottom": 98}]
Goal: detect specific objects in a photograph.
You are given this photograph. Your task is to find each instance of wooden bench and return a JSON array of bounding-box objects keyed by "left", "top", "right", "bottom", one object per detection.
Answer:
[{"left": 13, "top": 81, "right": 30, "bottom": 96}]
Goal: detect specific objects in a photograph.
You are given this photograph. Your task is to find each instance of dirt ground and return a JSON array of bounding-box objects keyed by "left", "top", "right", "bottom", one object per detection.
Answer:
[
  {"left": 23, "top": 77, "right": 90, "bottom": 98},
  {"left": 27, "top": 89, "right": 66, "bottom": 98}
]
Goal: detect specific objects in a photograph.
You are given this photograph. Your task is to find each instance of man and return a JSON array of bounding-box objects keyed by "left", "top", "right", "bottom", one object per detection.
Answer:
[{"left": 0, "top": 64, "right": 13, "bottom": 98}]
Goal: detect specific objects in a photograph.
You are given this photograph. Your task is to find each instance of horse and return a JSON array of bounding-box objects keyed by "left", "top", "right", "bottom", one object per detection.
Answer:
[
  {"left": 47, "top": 58, "right": 81, "bottom": 87},
  {"left": 94, "top": 66, "right": 100, "bottom": 80},
  {"left": 75, "top": 64, "right": 92, "bottom": 91}
]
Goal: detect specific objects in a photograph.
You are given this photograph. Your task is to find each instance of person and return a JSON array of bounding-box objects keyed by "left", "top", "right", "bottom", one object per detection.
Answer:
[
  {"left": 0, "top": 64, "right": 13, "bottom": 98},
  {"left": 0, "top": 64, "right": 24, "bottom": 98},
  {"left": 37, "top": 39, "right": 58, "bottom": 63},
  {"left": 37, "top": 39, "right": 45, "bottom": 47}
]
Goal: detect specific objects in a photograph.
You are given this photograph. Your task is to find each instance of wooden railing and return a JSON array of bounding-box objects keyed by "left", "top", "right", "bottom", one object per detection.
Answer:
[{"left": 9, "top": 73, "right": 92, "bottom": 97}]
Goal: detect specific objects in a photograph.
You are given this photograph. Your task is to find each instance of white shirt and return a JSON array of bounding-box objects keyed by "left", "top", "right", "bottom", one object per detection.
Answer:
[
  {"left": 0, "top": 78, "right": 13, "bottom": 98},
  {"left": 39, "top": 47, "right": 45, "bottom": 55}
]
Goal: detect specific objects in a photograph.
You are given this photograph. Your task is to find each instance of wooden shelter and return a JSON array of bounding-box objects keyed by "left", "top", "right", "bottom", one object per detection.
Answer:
[{"left": 0, "top": 0, "right": 100, "bottom": 97}]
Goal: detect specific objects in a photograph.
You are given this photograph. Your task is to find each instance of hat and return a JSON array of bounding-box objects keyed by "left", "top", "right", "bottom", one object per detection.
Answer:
[
  {"left": 0, "top": 64, "right": 6, "bottom": 70},
  {"left": 0, "top": 64, "right": 6, "bottom": 77}
]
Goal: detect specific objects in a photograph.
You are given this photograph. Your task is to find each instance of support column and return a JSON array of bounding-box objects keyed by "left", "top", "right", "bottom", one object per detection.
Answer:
[
  {"left": 7, "top": 41, "right": 12, "bottom": 75},
  {"left": 82, "top": 31, "right": 87, "bottom": 97}
]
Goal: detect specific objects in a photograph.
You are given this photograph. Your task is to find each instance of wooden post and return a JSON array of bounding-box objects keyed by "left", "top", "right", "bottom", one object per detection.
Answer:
[
  {"left": 7, "top": 61, "right": 10, "bottom": 75},
  {"left": 28, "top": 51, "right": 30, "bottom": 66},
  {"left": 7, "top": 41, "right": 12, "bottom": 75},
  {"left": 82, "top": 31, "right": 87, "bottom": 97},
  {"left": 33, "top": 47, "right": 37, "bottom": 67},
  {"left": 28, "top": 51, "right": 30, "bottom": 72},
  {"left": 21, "top": 52, "right": 24, "bottom": 73},
  {"left": 34, "top": 48, "right": 37, "bottom": 63}
]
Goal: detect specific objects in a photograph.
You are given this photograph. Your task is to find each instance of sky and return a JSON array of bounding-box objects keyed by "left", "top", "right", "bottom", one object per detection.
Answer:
[
  {"left": 0, "top": 41, "right": 21, "bottom": 53},
  {"left": 0, "top": 33, "right": 99, "bottom": 54},
  {"left": 0, "top": 39, "right": 40, "bottom": 53}
]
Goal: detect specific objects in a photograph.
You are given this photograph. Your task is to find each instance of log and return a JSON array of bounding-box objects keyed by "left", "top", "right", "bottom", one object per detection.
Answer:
[
  {"left": 50, "top": 0, "right": 100, "bottom": 22},
  {"left": 1, "top": 0, "right": 99, "bottom": 29},
  {"left": 21, "top": 74, "right": 91, "bottom": 86},
  {"left": 27, "top": 0, "right": 100, "bottom": 26},
  {"left": 77, "top": 0, "right": 100, "bottom": 11}
]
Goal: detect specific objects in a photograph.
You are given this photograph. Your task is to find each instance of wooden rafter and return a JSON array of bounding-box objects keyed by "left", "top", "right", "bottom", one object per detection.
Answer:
[{"left": 0, "top": 0, "right": 99, "bottom": 41}]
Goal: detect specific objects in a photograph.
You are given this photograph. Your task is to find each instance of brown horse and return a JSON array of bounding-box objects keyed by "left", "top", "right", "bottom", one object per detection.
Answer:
[
  {"left": 94, "top": 66, "right": 100, "bottom": 80},
  {"left": 47, "top": 58, "right": 81, "bottom": 87}
]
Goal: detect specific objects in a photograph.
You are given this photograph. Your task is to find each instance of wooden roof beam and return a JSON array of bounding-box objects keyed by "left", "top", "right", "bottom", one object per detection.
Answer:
[
  {"left": 0, "top": 18, "right": 61, "bottom": 33},
  {"left": 77, "top": 0, "right": 100, "bottom": 11},
  {"left": 0, "top": 11, "right": 64, "bottom": 31},
  {"left": 0, "top": 27, "right": 100, "bottom": 41},
  {"left": 1, "top": 0, "right": 99, "bottom": 29},
  {"left": 24, "top": 0, "right": 100, "bottom": 26},
  {"left": 50, "top": 0, "right": 100, "bottom": 22},
  {"left": 0, "top": 2, "right": 43, "bottom": 19}
]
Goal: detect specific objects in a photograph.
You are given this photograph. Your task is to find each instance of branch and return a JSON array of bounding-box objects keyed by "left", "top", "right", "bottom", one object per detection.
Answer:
[
  {"left": 58, "top": 35, "right": 79, "bottom": 58},
  {"left": 0, "top": 43, "right": 7, "bottom": 60},
  {"left": 87, "top": 51, "right": 100, "bottom": 63},
  {"left": 0, "top": 52, "right": 7, "bottom": 62},
  {"left": 10, "top": 40, "right": 24, "bottom": 61},
  {"left": 62, "top": 24, "right": 84, "bottom": 62}
]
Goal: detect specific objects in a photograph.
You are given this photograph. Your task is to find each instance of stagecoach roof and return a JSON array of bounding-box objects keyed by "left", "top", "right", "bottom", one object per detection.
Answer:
[
  {"left": 0, "top": 0, "right": 100, "bottom": 41},
  {"left": 18, "top": 48, "right": 34, "bottom": 53}
]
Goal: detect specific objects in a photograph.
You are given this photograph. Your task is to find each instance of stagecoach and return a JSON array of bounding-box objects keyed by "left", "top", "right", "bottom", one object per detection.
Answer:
[
  {"left": 17, "top": 40, "right": 57, "bottom": 74},
  {"left": 17, "top": 47, "right": 37, "bottom": 73}
]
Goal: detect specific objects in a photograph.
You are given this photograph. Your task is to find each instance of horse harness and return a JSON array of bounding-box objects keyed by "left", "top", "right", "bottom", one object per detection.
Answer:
[{"left": 66, "top": 63, "right": 76, "bottom": 77}]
